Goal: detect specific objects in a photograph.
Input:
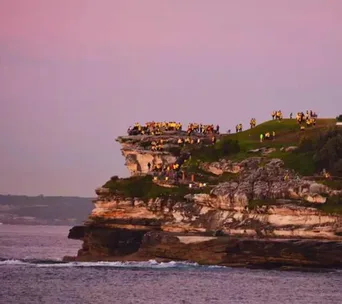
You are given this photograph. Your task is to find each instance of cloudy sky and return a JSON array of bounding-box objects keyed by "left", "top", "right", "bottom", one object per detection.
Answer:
[{"left": 0, "top": 0, "right": 341, "bottom": 196}]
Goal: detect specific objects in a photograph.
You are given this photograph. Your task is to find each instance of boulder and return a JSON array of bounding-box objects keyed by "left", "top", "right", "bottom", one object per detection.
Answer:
[
  {"left": 305, "top": 194, "right": 327, "bottom": 204},
  {"left": 262, "top": 147, "right": 277, "bottom": 155},
  {"left": 309, "top": 183, "right": 328, "bottom": 194},
  {"left": 285, "top": 146, "right": 298, "bottom": 152},
  {"left": 95, "top": 187, "right": 110, "bottom": 196}
]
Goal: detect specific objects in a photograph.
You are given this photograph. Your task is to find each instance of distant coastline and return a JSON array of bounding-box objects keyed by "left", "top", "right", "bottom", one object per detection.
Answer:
[{"left": 0, "top": 195, "right": 93, "bottom": 226}]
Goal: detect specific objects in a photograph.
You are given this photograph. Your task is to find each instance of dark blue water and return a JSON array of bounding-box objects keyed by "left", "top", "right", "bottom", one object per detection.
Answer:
[{"left": 1, "top": 225, "right": 341, "bottom": 304}]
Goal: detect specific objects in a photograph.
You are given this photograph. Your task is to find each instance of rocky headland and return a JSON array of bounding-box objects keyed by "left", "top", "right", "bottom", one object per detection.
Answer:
[{"left": 66, "top": 119, "right": 342, "bottom": 269}]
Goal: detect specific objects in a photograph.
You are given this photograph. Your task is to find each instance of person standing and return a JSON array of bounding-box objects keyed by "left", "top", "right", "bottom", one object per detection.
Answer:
[{"left": 260, "top": 133, "right": 264, "bottom": 143}]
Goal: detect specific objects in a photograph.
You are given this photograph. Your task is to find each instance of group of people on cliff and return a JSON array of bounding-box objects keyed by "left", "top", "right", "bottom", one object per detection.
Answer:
[
  {"left": 296, "top": 111, "right": 317, "bottom": 129},
  {"left": 151, "top": 140, "right": 164, "bottom": 151},
  {"left": 177, "top": 136, "right": 216, "bottom": 146},
  {"left": 127, "top": 121, "right": 182, "bottom": 136},
  {"left": 187, "top": 123, "right": 219, "bottom": 135},
  {"left": 250, "top": 118, "right": 257, "bottom": 129},
  {"left": 260, "top": 131, "right": 276, "bottom": 142},
  {"left": 271, "top": 110, "right": 283, "bottom": 121},
  {"left": 235, "top": 123, "right": 243, "bottom": 133},
  {"left": 147, "top": 153, "right": 191, "bottom": 182}
]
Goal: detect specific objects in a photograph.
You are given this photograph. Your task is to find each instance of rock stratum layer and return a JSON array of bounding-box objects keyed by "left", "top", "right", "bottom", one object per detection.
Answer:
[{"left": 66, "top": 133, "right": 342, "bottom": 269}]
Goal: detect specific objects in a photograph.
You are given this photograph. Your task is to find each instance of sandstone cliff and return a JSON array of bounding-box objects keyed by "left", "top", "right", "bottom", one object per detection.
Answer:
[{"left": 67, "top": 126, "right": 342, "bottom": 269}]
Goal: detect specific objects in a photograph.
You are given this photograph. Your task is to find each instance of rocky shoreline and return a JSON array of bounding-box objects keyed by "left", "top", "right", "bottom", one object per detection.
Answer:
[
  {"left": 66, "top": 131, "right": 342, "bottom": 269},
  {"left": 65, "top": 227, "right": 342, "bottom": 269}
]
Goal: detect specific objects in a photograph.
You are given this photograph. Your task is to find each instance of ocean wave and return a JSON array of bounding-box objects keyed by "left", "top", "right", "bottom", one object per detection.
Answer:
[
  {"left": 36, "top": 260, "right": 202, "bottom": 268},
  {"left": 0, "top": 258, "right": 227, "bottom": 269},
  {"left": 0, "top": 259, "right": 31, "bottom": 266}
]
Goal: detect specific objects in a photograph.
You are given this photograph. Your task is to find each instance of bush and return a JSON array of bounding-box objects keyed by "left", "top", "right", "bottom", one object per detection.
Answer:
[
  {"left": 218, "top": 172, "right": 239, "bottom": 182},
  {"left": 103, "top": 175, "right": 209, "bottom": 200},
  {"left": 316, "top": 195, "right": 342, "bottom": 215},
  {"left": 285, "top": 128, "right": 342, "bottom": 177},
  {"left": 190, "top": 139, "right": 241, "bottom": 163},
  {"left": 103, "top": 175, "right": 155, "bottom": 198},
  {"left": 282, "top": 152, "right": 316, "bottom": 176},
  {"left": 219, "top": 139, "right": 241, "bottom": 157},
  {"left": 167, "top": 146, "right": 182, "bottom": 156},
  {"left": 313, "top": 128, "right": 342, "bottom": 176},
  {"left": 297, "top": 136, "right": 314, "bottom": 153},
  {"left": 336, "top": 114, "right": 342, "bottom": 122},
  {"left": 139, "top": 141, "right": 151, "bottom": 149}
]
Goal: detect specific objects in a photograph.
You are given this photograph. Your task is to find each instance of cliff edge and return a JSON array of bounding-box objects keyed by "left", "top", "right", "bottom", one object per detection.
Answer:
[{"left": 66, "top": 118, "right": 342, "bottom": 269}]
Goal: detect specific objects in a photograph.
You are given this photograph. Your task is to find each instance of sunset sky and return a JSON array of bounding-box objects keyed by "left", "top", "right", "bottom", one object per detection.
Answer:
[{"left": 1, "top": 0, "right": 342, "bottom": 196}]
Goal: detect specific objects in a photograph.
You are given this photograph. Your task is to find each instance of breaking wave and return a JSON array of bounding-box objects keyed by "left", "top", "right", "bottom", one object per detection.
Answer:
[{"left": 0, "top": 258, "right": 227, "bottom": 269}]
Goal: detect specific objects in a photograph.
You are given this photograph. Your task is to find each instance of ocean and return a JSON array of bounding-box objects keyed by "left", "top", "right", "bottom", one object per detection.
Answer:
[{"left": 0, "top": 225, "right": 341, "bottom": 304}]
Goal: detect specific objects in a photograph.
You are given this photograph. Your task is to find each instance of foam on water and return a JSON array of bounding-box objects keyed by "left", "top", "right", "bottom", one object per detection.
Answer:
[{"left": 0, "top": 258, "right": 226, "bottom": 269}]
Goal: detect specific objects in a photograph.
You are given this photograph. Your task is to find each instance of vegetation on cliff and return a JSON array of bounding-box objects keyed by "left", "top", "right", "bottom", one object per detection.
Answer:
[
  {"left": 102, "top": 175, "right": 210, "bottom": 200},
  {"left": 105, "top": 118, "right": 342, "bottom": 213},
  {"left": 187, "top": 118, "right": 341, "bottom": 177}
]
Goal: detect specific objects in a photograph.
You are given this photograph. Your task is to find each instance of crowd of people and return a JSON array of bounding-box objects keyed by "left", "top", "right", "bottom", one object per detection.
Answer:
[
  {"left": 127, "top": 121, "right": 182, "bottom": 136},
  {"left": 272, "top": 110, "right": 283, "bottom": 120},
  {"left": 147, "top": 153, "right": 191, "bottom": 182},
  {"left": 260, "top": 131, "right": 276, "bottom": 142},
  {"left": 151, "top": 140, "right": 164, "bottom": 151},
  {"left": 127, "top": 121, "right": 221, "bottom": 137},
  {"left": 296, "top": 111, "right": 317, "bottom": 128},
  {"left": 296, "top": 111, "right": 318, "bottom": 131},
  {"left": 187, "top": 123, "right": 219, "bottom": 135},
  {"left": 250, "top": 118, "right": 257, "bottom": 129}
]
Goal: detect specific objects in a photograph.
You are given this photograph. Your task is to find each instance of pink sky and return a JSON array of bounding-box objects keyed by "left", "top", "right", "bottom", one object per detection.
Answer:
[{"left": 0, "top": 0, "right": 342, "bottom": 196}]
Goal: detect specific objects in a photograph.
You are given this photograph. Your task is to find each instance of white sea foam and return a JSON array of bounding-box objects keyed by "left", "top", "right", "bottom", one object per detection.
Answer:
[
  {"left": 0, "top": 259, "right": 30, "bottom": 266},
  {"left": 0, "top": 258, "right": 231, "bottom": 269},
  {"left": 36, "top": 259, "right": 200, "bottom": 268}
]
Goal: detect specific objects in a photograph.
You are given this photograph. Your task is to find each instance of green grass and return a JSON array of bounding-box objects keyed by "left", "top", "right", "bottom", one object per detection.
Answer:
[
  {"left": 248, "top": 199, "right": 275, "bottom": 210},
  {"left": 218, "top": 172, "right": 239, "bottom": 182},
  {"left": 225, "top": 119, "right": 335, "bottom": 147},
  {"left": 186, "top": 119, "right": 336, "bottom": 176},
  {"left": 316, "top": 196, "right": 342, "bottom": 215},
  {"left": 282, "top": 152, "right": 312, "bottom": 174},
  {"left": 111, "top": 119, "right": 339, "bottom": 200},
  {"left": 103, "top": 175, "right": 210, "bottom": 200},
  {"left": 319, "top": 179, "right": 342, "bottom": 190},
  {"left": 248, "top": 198, "right": 342, "bottom": 215}
]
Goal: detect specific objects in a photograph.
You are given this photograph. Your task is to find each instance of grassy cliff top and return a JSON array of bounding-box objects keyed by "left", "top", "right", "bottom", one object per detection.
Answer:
[
  {"left": 225, "top": 118, "right": 336, "bottom": 147},
  {"left": 185, "top": 118, "right": 340, "bottom": 176}
]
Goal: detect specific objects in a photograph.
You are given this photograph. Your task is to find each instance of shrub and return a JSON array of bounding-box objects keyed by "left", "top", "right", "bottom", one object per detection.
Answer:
[
  {"left": 336, "top": 114, "right": 342, "bottom": 122},
  {"left": 190, "top": 139, "right": 241, "bottom": 163},
  {"left": 316, "top": 195, "right": 342, "bottom": 215},
  {"left": 218, "top": 172, "right": 239, "bottom": 182},
  {"left": 139, "top": 141, "right": 151, "bottom": 149},
  {"left": 103, "top": 175, "right": 210, "bottom": 200},
  {"left": 297, "top": 136, "right": 314, "bottom": 153},
  {"left": 282, "top": 152, "right": 316, "bottom": 176},
  {"left": 167, "top": 146, "right": 182, "bottom": 156},
  {"left": 313, "top": 128, "right": 342, "bottom": 176}
]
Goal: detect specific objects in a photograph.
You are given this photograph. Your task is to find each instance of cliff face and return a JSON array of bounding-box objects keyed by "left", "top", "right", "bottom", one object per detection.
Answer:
[
  {"left": 116, "top": 132, "right": 215, "bottom": 175},
  {"left": 66, "top": 133, "right": 342, "bottom": 268}
]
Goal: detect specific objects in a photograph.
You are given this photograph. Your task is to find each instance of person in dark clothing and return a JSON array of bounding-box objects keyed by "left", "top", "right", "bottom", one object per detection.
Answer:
[{"left": 147, "top": 162, "right": 151, "bottom": 171}]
